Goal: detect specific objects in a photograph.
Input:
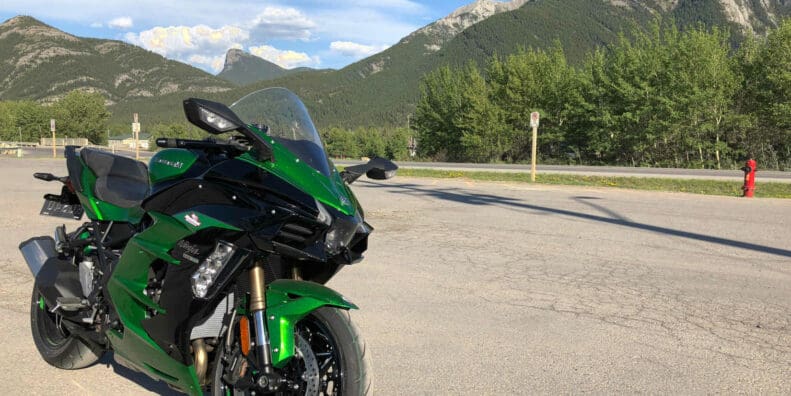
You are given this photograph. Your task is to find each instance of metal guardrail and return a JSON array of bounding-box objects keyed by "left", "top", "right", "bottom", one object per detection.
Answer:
[
  {"left": 0, "top": 141, "right": 38, "bottom": 147},
  {"left": 0, "top": 146, "right": 23, "bottom": 157}
]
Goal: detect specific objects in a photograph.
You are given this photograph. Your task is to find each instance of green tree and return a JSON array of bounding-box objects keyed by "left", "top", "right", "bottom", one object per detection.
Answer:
[
  {"left": 53, "top": 91, "right": 111, "bottom": 144},
  {"left": 0, "top": 102, "right": 16, "bottom": 141},
  {"left": 323, "top": 127, "right": 361, "bottom": 159},
  {"left": 13, "top": 101, "right": 50, "bottom": 142},
  {"left": 455, "top": 62, "right": 505, "bottom": 162},
  {"left": 749, "top": 19, "right": 791, "bottom": 169},
  {"left": 413, "top": 66, "right": 466, "bottom": 160},
  {"left": 383, "top": 127, "right": 411, "bottom": 161},
  {"left": 488, "top": 44, "right": 583, "bottom": 162}
]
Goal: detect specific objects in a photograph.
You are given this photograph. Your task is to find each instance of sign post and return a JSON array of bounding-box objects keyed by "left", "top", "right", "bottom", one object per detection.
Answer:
[
  {"left": 408, "top": 136, "right": 417, "bottom": 157},
  {"left": 530, "top": 112, "right": 540, "bottom": 182},
  {"left": 132, "top": 113, "right": 141, "bottom": 160},
  {"left": 50, "top": 119, "right": 56, "bottom": 158}
]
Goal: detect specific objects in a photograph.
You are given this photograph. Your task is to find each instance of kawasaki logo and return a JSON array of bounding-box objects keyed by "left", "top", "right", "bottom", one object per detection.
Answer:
[{"left": 184, "top": 213, "right": 201, "bottom": 227}]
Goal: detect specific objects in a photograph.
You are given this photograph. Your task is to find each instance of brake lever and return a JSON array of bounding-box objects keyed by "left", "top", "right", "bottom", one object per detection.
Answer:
[{"left": 227, "top": 138, "right": 251, "bottom": 153}]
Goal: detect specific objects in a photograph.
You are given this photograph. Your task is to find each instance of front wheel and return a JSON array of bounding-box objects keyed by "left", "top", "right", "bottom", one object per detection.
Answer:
[
  {"left": 212, "top": 307, "right": 373, "bottom": 395},
  {"left": 30, "top": 286, "right": 103, "bottom": 369}
]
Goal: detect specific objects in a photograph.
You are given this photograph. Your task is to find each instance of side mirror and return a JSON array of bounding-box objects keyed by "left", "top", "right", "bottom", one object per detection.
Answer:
[
  {"left": 183, "top": 98, "right": 244, "bottom": 134},
  {"left": 183, "top": 98, "right": 272, "bottom": 162},
  {"left": 341, "top": 157, "right": 398, "bottom": 184},
  {"left": 365, "top": 157, "right": 398, "bottom": 180}
]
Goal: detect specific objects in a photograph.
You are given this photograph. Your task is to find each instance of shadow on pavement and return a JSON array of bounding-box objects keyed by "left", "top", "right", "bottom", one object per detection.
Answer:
[
  {"left": 365, "top": 181, "right": 791, "bottom": 259},
  {"left": 98, "top": 353, "right": 181, "bottom": 395}
]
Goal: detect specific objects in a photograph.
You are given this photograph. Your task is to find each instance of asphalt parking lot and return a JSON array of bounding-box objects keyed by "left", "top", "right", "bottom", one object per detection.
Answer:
[{"left": 1, "top": 158, "right": 789, "bottom": 394}]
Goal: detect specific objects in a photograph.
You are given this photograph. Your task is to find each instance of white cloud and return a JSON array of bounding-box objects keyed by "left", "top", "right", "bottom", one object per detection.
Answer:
[
  {"left": 107, "top": 16, "right": 133, "bottom": 30},
  {"left": 125, "top": 25, "right": 247, "bottom": 72},
  {"left": 126, "top": 25, "right": 248, "bottom": 56},
  {"left": 187, "top": 54, "right": 227, "bottom": 73},
  {"left": 89, "top": 22, "right": 102, "bottom": 28},
  {"left": 249, "top": 45, "right": 320, "bottom": 69},
  {"left": 250, "top": 6, "right": 316, "bottom": 41},
  {"left": 329, "top": 41, "right": 389, "bottom": 58}
]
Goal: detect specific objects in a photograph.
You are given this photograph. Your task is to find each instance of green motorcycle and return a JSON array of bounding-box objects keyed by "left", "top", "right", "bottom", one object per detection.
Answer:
[{"left": 19, "top": 88, "right": 397, "bottom": 395}]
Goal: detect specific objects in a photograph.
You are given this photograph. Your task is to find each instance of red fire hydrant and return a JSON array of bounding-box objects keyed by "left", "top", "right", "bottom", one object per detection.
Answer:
[{"left": 741, "top": 159, "right": 757, "bottom": 198}]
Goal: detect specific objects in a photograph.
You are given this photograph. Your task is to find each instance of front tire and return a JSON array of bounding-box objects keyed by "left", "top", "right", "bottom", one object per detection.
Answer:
[
  {"left": 212, "top": 307, "right": 373, "bottom": 395},
  {"left": 30, "top": 286, "right": 103, "bottom": 369}
]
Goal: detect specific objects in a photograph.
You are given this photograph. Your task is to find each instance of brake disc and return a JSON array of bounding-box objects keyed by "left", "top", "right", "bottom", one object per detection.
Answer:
[{"left": 295, "top": 333, "right": 320, "bottom": 395}]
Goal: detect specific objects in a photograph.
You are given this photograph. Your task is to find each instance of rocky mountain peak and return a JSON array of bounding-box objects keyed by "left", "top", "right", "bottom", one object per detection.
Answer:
[
  {"left": 411, "top": 0, "right": 532, "bottom": 52},
  {"left": 611, "top": 0, "right": 786, "bottom": 33},
  {"left": 0, "top": 15, "right": 78, "bottom": 41},
  {"left": 222, "top": 48, "right": 248, "bottom": 71}
]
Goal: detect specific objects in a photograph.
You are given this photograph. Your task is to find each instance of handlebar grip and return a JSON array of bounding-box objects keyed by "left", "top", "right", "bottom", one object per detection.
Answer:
[{"left": 156, "top": 138, "right": 178, "bottom": 148}]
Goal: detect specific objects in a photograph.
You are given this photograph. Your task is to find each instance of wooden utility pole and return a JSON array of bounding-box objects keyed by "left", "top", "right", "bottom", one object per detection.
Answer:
[
  {"left": 133, "top": 113, "right": 140, "bottom": 160},
  {"left": 50, "top": 119, "right": 56, "bottom": 158},
  {"left": 530, "top": 112, "right": 540, "bottom": 182}
]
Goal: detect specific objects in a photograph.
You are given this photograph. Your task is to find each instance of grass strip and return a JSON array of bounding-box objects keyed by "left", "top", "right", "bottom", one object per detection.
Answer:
[{"left": 390, "top": 168, "right": 791, "bottom": 199}]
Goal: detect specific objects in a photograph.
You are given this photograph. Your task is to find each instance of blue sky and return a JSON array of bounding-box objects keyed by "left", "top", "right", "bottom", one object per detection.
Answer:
[{"left": 0, "top": 1, "right": 473, "bottom": 73}]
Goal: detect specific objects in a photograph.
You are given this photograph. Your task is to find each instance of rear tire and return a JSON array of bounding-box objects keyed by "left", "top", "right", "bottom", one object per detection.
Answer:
[{"left": 30, "top": 286, "right": 103, "bottom": 369}]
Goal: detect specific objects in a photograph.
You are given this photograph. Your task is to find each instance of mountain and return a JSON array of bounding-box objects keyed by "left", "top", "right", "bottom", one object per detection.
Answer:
[
  {"left": 110, "top": 0, "right": 791, "bottom": 129},
  {"left": 0, "top": 16, "right": 233, "bottom": 104},
  {"left": 5, "top": 0, "right": 788, "bottom": 127},
  {"left": 216, "top": 48, "right": 315, "bottom": 85}
]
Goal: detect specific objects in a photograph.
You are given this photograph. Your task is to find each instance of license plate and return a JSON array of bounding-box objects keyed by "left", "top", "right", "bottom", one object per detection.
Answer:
[{"left": 40, "top": 199, "right": 84, "bottom": 220}]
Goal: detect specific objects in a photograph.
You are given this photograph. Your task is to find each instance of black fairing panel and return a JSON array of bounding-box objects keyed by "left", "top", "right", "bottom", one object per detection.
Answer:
[
  {"left": 140, "top": 231, "right": 260, "bottom": 365},
  {"left": 203, "top": 159, "right": 319, "bottom": 217},
  {"left": 149, "top": 153, "right": 212, "bottom": 195},
  {"left": 143, "top": 159, "right": 325, "bottom": 235}
]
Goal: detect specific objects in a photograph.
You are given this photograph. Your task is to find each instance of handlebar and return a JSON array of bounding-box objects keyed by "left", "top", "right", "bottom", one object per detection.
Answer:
[{"left": 155, "top": 138, "right": 250, "bottom": 153}]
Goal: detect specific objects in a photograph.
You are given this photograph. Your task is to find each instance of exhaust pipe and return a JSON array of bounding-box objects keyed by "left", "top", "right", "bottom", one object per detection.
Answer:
[
  {"left": 20, "top": 236, "right": 84, "bottom": 310},
  {"left": 192, "top": 339, "right": 209, "bottom": 385},
  {"left": 19, "top": 237, "right": 57, "bottom": 277}
]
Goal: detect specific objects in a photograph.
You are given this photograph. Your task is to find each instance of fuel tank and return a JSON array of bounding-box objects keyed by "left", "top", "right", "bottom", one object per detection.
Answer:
[{"left": 149, "top": 149, "right": 199, "bottom": 186}]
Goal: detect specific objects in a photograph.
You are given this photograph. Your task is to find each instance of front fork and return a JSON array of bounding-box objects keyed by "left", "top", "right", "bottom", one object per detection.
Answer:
[
  {"left": 244, "top": 262, "right": 353, "bottom": 390},
  {"left": 249, "top": 261, "right": 278, "bottom": 390}
]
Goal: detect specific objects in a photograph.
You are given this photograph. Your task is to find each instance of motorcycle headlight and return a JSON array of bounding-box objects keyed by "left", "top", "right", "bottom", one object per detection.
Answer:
[
  {"left": 191, "top": 241, "right": 236, "bottom": 298},
  {"left": 316, "top": 199, "right": 332, "bottom": 226},
  {"left": 325, "top": 214, "right": 364, "bottom": 254}
]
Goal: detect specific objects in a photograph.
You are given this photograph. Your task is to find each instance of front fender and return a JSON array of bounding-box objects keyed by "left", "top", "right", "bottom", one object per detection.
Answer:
[{"left": 266, "top": 279, "right": 357, "bottom": 367}]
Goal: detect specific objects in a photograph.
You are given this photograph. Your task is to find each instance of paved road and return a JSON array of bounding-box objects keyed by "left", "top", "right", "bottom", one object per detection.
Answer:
[
  {"left": 1, "top": 158, "right": 790, "bottom": 394},
  {"left": 336, "top": 160, "right": 791, "bottom": 183},
  {"left": 14, "top": 148, "right": 790, "bottom": 182}
]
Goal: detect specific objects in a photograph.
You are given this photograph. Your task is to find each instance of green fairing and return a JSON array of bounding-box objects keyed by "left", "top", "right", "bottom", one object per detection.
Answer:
[
  {"left": 149, "top": 149, "right": 198, "bottom": 185},
  {"left": 265, "top": 280, "right": 357, "bottom": 368},
  {"left": 106, "top": 211, "right": 240, "bottom": 395},
  {"left": 240, "top": 126, "right": 356, "bottom": 216},
  {"left": 73, "top": 154, "right": 145, "bottom": 223}
]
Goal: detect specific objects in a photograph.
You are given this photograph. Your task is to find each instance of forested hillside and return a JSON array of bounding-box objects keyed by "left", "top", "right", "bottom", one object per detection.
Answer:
[
  {"left": 412, "top": 20, "right": 791, "bottom": 170},
  {"left": 108, "top": 0, "right": 791, "bottom": 129},
  {"left": 0, "top": 16, "right": 233, "bottom": 104}
]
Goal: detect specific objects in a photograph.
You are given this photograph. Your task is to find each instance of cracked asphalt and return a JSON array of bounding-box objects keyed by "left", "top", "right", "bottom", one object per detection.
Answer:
[{"left": 1, "top": 158, "right": 789, "bottom": 394}]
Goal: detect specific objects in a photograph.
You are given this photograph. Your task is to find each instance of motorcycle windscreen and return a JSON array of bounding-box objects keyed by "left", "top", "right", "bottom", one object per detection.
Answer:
[{"left": 231, "top": 88, "right": 332, "bottom": 177}]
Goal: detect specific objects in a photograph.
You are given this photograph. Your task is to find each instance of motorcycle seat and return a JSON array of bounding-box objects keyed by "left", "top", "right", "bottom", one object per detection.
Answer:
[{"left": 80, "top": 148, "right": 150, "bottom": 208}]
